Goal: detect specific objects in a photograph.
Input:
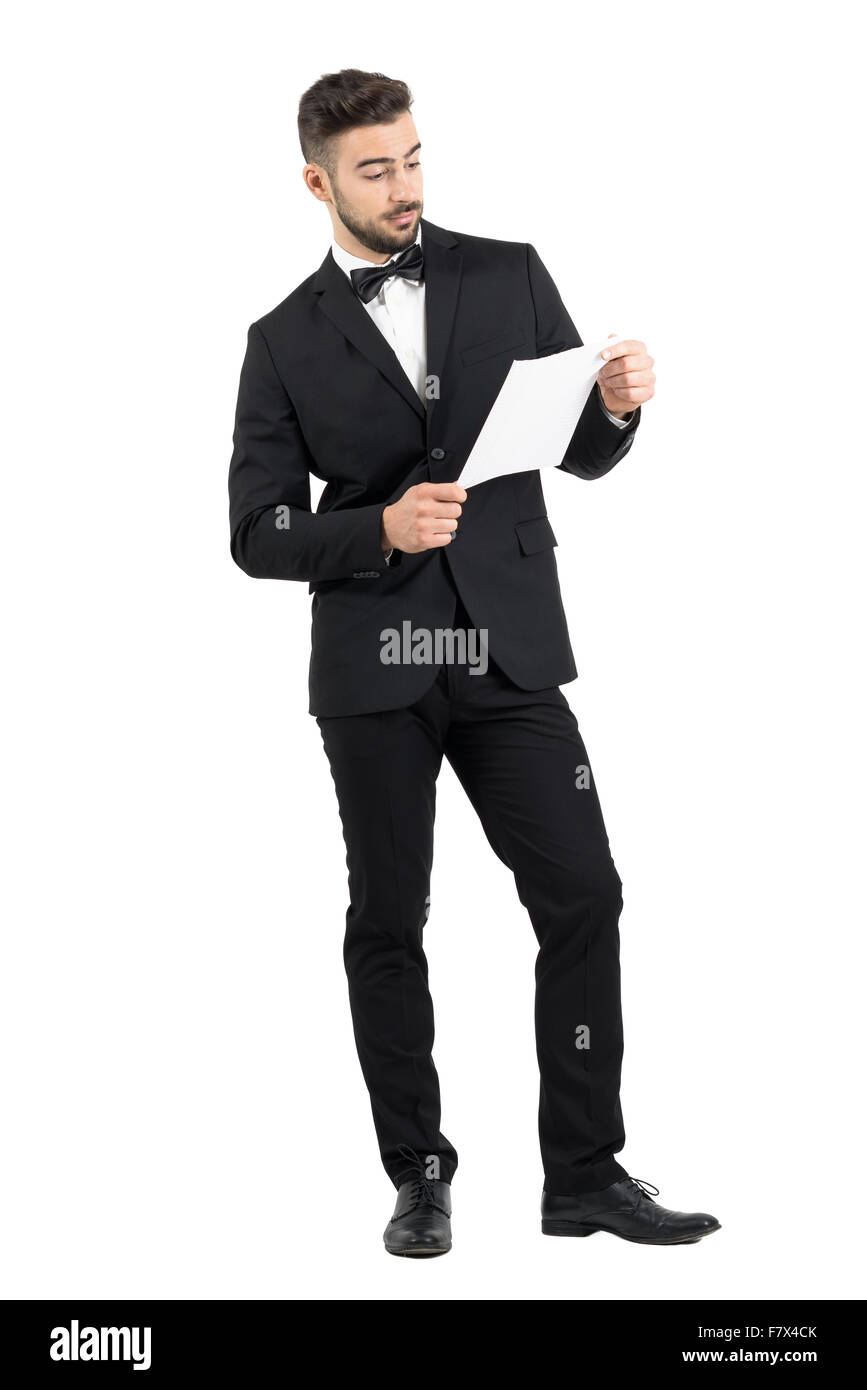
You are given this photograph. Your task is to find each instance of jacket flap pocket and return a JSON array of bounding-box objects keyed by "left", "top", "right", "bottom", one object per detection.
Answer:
[
  {"left": 461, "top": 326, "right": 527, "bottom": 367},
  {"left": 515, "top": 515, "right": 557, "bottom": 555}
]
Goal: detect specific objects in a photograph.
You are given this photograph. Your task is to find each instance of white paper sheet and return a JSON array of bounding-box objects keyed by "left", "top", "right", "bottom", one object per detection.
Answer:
[{"left": 458, "top": 337, "right": 625, "bottom": 489}]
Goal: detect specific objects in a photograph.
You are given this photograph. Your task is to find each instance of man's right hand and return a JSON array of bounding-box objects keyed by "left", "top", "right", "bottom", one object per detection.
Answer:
[{"left": 381, "top": 481, "right": 467, "bottom": 555}]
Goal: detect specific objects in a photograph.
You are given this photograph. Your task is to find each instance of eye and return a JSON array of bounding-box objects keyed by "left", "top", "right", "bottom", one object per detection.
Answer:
[{"left": 364, "top": 162, "right": 421, "bottom": 180}]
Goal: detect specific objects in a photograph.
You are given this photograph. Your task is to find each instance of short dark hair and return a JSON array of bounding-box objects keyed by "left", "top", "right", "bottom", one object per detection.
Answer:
[{"left": 298, "top": 68, "right": 413, "bottom": 180}]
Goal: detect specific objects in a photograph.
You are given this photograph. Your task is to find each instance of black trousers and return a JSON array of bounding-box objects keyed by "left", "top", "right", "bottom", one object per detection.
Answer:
[{"left": 315, "top": 582, "right": 629, "bottom": 1196}]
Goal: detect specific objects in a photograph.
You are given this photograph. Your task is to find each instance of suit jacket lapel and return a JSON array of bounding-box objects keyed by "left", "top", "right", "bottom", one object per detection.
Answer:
[
  {"left": 311, "top": 218, "right": 462, "bottom": 426},
  {"left": 421, "top": 220, "right": 462, "bottom": 431}
]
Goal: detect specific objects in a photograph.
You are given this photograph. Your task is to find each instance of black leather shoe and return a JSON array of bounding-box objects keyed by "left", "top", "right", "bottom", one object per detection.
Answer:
[
  {"left": 383, "top": 1145, "right": 452, "bottom": 1257},
  {"left": 542, "top": 1176, "right": 721, "bottom": 1245}
]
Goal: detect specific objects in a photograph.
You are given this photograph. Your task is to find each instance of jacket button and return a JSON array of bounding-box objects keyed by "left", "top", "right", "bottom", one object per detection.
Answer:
[{"left": 430, "top": 447, "right": 445, "bottom": 460}]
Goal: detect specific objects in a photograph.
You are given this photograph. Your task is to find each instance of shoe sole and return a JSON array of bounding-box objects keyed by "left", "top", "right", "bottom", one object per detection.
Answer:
[
  {"left": 541, "top": 1219, "right": 721, "bottom": 1245},
  {"left": 385, "top": 1244, "right": 452, "bottom": 1257}
]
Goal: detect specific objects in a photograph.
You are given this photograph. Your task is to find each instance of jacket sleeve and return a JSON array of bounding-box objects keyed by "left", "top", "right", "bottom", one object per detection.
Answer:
[
  {"left": 228, "top": 322, "right": 391, "bottom": 583},
  {"left": 526, "top": 243, "right": 641, "bottom": 481}
]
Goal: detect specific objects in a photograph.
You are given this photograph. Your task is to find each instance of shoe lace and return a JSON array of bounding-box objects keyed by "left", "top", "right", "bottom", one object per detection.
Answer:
[
  {"left": 625, "top": 1176, "right": 660, "bottom": 1205},
  {"left": 395, "top": 1144, "right": 444, "bottom": 1209}
]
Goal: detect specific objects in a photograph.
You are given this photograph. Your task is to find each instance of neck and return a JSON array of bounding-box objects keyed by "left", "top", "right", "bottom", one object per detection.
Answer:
[{"left": 333, "top": 229, "right": 394, "bottom": 264}]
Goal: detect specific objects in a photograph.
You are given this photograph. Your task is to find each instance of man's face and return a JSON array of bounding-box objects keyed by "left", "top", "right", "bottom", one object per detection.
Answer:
[{"left": 315, "top": 111, "right": 423, "bottom": 260}]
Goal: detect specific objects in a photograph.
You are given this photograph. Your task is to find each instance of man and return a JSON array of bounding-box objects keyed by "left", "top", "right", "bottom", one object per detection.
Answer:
[{"left": 228, "top": 67, "right": 720, "bottom": 1256}]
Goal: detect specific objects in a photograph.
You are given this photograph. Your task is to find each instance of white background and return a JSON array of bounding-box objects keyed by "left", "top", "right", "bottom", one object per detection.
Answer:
[{"left": 3, "top": 0, "right": 864, "bottom": 1302}]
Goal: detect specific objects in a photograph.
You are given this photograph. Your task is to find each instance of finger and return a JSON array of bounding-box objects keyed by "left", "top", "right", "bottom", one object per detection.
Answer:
[
  {"left": 599, "top": 386, "right": 654, "bottom": 406},
  {"left": 601, "top": 339, "right": 642, "bottom": 362},
  {"left": 599, "top": 366, "right": 655, "bottom": 389},
  {"left": 599, "top": 381, "right": 654, "bottom": 411},
  {"left": 420, "top": 499, "right": 462, "bottom": 517},
  {"left": 599, "top": 355, "right": 651, "bottom": 382},
  {"left": 422, "top": 481, "right": 466, "bottom": 501}
]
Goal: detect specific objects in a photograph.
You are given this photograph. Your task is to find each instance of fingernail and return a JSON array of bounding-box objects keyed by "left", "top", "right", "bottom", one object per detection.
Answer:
[{"left": 602, "top": 349, "right": 610, "bottom": 358}]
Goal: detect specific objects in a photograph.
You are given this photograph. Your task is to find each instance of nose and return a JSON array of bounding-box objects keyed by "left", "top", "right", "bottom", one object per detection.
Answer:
[{"left": 391, "top": 168, "right": 414, "bottom": 203}]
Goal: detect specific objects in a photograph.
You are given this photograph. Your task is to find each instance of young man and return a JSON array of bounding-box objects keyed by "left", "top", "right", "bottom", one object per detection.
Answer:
[{"left": 228, "top": 68, "right": 720, "bottom": 1256}]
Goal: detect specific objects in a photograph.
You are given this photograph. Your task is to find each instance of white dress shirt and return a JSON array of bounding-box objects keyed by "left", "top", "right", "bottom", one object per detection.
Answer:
[
  {"left": 331, "top": 227, "right": 429, "bottom": 404},
  {"left": 330, "top": 225, "right": 634, "bottom": 561}
]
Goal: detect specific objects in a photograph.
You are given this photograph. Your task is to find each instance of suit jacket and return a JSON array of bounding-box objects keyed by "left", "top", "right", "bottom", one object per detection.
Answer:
[{"left": 228, "top": 217, "right": 641, "bottom": 716}]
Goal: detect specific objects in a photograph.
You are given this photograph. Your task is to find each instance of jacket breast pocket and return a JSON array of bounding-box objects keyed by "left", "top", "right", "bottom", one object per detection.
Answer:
[
  {"left": 515, "top": 515, "right": 558, "bottom": 555},
  {"left": 461, "top": 326, "right": 527, "bottom": 367}
]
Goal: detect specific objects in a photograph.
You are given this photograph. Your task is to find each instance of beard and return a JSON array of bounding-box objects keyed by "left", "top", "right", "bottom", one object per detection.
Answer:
[{"left": 332, "top": 182, "right": 422, "bottom": 256}]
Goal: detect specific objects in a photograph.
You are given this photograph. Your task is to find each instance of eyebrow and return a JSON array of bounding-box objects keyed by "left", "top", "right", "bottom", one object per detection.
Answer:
[{"left": 354, "top": 141, "right": 421, "bottom": 171}]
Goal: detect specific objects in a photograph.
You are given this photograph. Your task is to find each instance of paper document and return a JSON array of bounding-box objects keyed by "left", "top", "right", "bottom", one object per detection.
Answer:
[{"left": 458, "top": 337, "right": 624, "bottom": 489}]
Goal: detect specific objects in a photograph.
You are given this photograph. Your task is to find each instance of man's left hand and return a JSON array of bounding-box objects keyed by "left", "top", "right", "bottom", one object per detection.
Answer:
[{"left": 597, "top": 335, "right": 655, "bottom": 419}]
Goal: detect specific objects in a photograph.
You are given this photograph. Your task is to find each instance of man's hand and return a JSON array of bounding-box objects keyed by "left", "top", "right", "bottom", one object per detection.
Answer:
[
  {"left": 597, "top": 334, "right": 656, "bottom": 418},
  {"left": 382, "top": 481, "right": 466, "bottom": 554}
]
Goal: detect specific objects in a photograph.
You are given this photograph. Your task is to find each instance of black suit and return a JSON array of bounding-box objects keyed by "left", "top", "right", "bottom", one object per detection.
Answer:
[
  {"left": 228, "top": 219, "right": 641, "bottom": 1195},
  {"left": 228, "top": 218, "right": 640, "bottom": 717}
]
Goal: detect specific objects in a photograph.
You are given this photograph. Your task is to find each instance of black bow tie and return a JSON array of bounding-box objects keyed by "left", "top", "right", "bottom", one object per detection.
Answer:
[{"left": 350, "top": 241, "right": 425, "bottom": 304}]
